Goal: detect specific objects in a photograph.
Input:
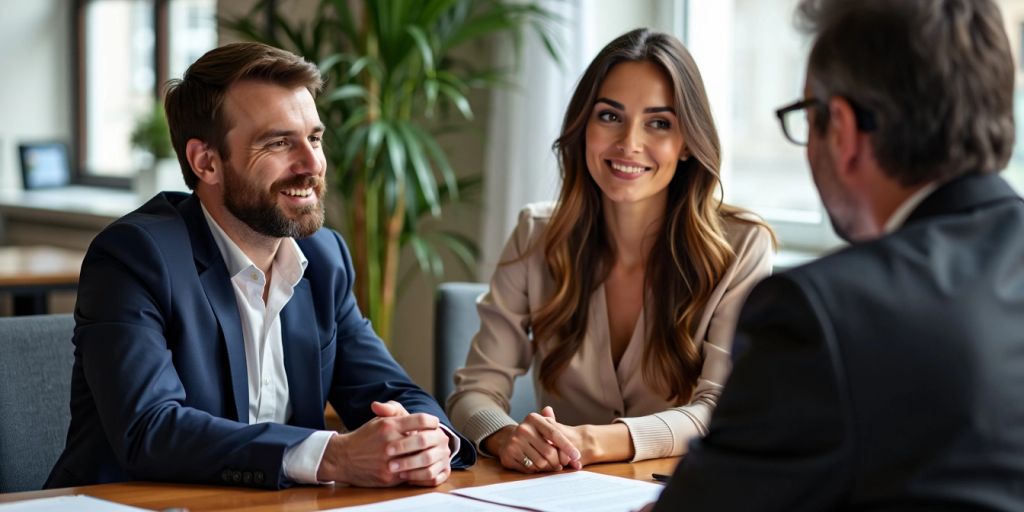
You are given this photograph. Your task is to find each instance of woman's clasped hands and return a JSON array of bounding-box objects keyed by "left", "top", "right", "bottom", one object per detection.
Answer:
[{"left": 484, "top": 406, "right": 591, "bottom": 473}]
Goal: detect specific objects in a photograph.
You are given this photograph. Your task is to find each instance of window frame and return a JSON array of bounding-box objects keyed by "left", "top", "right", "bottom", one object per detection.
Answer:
[
  {"left": 71, "top": 0, "right": 172, "bottom": 189},
  {"left": 679, "top": 0, "right": 842, "bottom": 252}
]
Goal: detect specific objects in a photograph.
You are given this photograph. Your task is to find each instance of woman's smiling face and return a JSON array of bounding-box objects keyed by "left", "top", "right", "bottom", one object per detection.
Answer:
[{"left": 585, "top": 60, "right": 686, "bottom": 207}]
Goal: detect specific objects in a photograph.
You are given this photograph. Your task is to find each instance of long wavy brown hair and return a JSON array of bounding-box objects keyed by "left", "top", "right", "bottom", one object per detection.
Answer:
[{"left": 532, "top": 28, "right": 769, "bottom": 403}]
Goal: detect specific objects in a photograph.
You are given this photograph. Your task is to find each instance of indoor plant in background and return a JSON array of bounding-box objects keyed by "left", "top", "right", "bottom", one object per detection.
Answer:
[
  {"left": 224, "top": 0, "right": 560, "bottom": 343},
  {"left": 131, "top": 102, "right": 183, "bottom": 199}
]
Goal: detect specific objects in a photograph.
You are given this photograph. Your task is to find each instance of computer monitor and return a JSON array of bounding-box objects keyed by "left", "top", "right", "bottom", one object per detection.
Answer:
[{"left": 18, "top": 141, "right": 71, "bottom": 190}]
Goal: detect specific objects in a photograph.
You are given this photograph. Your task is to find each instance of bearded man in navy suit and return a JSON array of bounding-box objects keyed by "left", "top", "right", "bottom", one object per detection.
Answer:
[{"left": 46, "top": 42, "right": 475, "bottom": 490}]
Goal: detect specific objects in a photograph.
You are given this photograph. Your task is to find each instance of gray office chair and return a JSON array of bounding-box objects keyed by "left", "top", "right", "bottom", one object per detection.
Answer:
[
  {"left": 434, "top": 282, "right": 536, "bottom": 421},
  {"left": 0, "top": 314, "right": 75, "bottom": 492}
]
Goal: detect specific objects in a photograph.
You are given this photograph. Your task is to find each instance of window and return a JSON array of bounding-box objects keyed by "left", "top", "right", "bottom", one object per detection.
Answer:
[
  {"left": 80, "top": 0, "right": 155, "bottom": 181},
  {"left": 686, "top": 0, "right": 1024, "bottom": 249},
  {"left": 167, "top": 0, "right": 218, "bottom": 80},
  {"left": 1000, "top": 1, "right": 1024, "bottom": 192},
  {"left": 684, "top": 0, "right": 839, "bottom": 249},
  {"left": 74, "top": 0, "right": 216, "bottom": 186}
]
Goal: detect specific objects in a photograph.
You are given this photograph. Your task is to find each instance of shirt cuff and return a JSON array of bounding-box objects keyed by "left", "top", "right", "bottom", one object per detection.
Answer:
[
  {"left": 438, "top": 424, "right": 462, "bottom": 462},
  {"left": 282, "top": 430, "right": 335, "bottom": 484}
]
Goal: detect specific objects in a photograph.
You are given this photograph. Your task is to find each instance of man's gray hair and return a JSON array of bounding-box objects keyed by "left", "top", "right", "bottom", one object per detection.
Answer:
[{"left": 799, "top": 0, "right": 1015, "bottom": 185}]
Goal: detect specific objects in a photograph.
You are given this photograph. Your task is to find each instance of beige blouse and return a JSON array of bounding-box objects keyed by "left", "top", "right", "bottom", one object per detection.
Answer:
[{"left": 447, "top": 202, "right": 774, "bottom": 461}]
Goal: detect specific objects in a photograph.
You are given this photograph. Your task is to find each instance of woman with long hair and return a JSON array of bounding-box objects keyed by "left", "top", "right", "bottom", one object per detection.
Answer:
[{"left": 447, "top": 28, "right": 774, "bottom": 473}]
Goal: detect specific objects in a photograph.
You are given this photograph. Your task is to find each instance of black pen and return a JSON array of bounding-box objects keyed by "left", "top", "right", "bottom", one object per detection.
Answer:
[{"left": 652, "top": 473, "right": 671, "bottom": 483}]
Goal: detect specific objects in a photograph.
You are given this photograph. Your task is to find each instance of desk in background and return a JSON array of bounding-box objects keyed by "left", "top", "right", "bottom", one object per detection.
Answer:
[
  {"left": 0, "top": 245, "right": 85, "bottom": 315},
  {"left": 0, "top": 186, "right": 137, "bottom": 315},
  {"left": 0, "top": 457, "right": 678, "bottom": 511},
  {"left": 0, "top": 186, "right": 138, "bottom": 250}
]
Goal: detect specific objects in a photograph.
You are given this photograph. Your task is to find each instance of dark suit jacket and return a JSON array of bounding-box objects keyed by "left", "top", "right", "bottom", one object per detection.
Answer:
[
  {"left": 46, "top": 192, "right": 475, "bottom": 490},
  {"left": 655, "top": 173, "right": 1024, "bottom": 511}
]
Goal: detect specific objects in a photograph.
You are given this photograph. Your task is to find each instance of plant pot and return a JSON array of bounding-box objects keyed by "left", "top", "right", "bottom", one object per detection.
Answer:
[{"left": 136, "top": 158, "right": 188, "bottom": 200}]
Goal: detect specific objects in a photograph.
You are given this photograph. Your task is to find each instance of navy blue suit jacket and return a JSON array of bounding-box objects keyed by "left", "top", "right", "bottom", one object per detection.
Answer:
[{"left": 46, "top": 192, "right": 475, "bottom": 489}]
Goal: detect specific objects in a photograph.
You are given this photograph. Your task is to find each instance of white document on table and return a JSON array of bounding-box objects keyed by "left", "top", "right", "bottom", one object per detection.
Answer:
[
  {"left": 328, "top": 492, "right": 515, "bottom": 511},
  {"left": 451, "top": 471, "right": 664, "bottom": 512},
  {"left": 0, "top": 495, "right": 151, "bottom": 512}
]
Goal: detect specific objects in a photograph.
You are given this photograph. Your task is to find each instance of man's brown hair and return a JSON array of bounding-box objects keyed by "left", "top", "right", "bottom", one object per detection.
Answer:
[
  {"left": 799, "top": 0, "right": 1015, "bottom": 185},
  {"left": 164, "top": 42, "right": 323, "bottom": 189}
]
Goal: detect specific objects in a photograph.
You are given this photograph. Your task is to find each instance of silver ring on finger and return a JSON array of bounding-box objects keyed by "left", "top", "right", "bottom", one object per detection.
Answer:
[{"left": 522, "top": 456, "right": 534, "bottom": 468}]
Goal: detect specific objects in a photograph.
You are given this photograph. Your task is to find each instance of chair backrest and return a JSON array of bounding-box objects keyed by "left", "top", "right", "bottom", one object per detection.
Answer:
[
  {"left": 434, "top": 282, "right": 536, "bottom": 421},
  {"left": 0, "top": 314, "right": 75, "bottom": 493}
]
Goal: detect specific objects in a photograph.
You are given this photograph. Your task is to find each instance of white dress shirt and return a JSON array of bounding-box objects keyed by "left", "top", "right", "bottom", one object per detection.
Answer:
[
  {"left": 884, "top": 182, "right": 940, "bottom": 234},
  {"left": 201, "top": 205, "right": 332, "bottom": 484}
]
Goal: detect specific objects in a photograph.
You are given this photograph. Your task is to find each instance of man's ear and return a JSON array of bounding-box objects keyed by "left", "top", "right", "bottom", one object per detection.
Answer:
[
  {"left": 826, "top": 96, "right": 862, "bottom": 185},
  {"left": 185, "top": 139, "right": 222, "bottom": 186}
]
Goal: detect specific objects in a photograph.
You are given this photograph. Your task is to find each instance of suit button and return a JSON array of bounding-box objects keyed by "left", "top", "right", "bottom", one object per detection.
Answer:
[
  {"left": 254, "top": 471, "right": 265, "bottom": 484},
  {"left": 221, "top": 469, "right": 231, "bottom": 482}
]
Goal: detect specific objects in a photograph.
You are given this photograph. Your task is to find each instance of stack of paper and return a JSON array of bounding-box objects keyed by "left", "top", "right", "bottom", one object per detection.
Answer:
[
  {"left": 331, "top": 471, "right": 663, "bottom": 512},
  {"left": 330, "top": 492, "right": 511, "bottom": 511},
  {"left": 0, "top": 496, "right": 151, "bottom": 512}
]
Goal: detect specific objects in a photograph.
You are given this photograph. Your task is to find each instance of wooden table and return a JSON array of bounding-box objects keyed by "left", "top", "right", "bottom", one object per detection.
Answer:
[
  {"left": 0, "top": 245, "right": 85, "bottom": 315},
  {"left": 0, "top": 457, "right": 678, "bottom": 511}
]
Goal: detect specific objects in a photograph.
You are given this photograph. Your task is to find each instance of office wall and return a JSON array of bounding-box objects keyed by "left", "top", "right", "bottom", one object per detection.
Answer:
[
  {"left": 0, "top": 1, "right": 72, "bottom": 191},
  {"left": 582, "top": 0, "right": 672, "bottom": 61}
]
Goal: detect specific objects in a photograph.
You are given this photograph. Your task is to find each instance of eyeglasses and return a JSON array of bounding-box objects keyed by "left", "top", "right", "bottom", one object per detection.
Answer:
[
  {"left": 775, "top": 98, "right": 824, "bottom": 146},
  {"left": 775, "top": 97, "right": 878, "bottom": 146}
]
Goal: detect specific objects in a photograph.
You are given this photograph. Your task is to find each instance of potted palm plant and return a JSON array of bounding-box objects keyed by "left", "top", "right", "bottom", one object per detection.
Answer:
[{"left": 224, "top": 0, "right": 560, "bottom": 343}]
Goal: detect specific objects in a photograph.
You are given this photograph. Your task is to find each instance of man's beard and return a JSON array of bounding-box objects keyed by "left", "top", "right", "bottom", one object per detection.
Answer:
[
  {"left": 824, "top": 208, "right": 855, "bottom": 243},
  {"left": 222, "top": 163, "right": 326, "bottom": 239},
  {"left": 809, "top": 144, "right": 856, "bottom": 243}
]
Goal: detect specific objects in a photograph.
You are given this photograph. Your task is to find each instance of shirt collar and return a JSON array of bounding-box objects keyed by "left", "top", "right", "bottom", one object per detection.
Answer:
[
  {"left": 199, "top": 203, "right": 308, "bottom": 282},
  {"left": 883, "top": 181, "right": 940, "bottom": 234},
  {"left": 276, "top": 237, "right": 308, "bottom": 288}
]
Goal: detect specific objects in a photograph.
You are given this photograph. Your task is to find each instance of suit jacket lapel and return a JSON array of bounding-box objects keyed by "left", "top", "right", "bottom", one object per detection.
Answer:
[
  {"left": 281, "top": 278, "right": 325, "bottom": 429},
  {"left": 180, "top": 195, "right": 249, "bottom": 423}
]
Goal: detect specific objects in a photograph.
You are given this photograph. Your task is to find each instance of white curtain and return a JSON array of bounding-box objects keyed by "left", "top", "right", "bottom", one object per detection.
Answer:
[{"left": 478, "top": 0, "right": 583, "bottom": 277}]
